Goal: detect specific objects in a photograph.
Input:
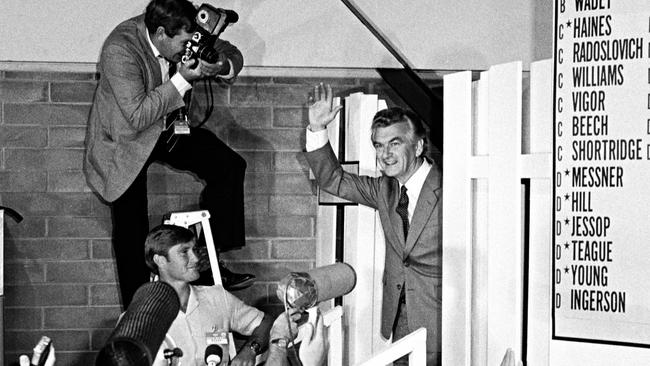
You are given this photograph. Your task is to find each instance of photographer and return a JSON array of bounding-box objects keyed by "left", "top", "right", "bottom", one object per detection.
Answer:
[{"left": 84, "top": 0, "right": 254, "bottom": 308}]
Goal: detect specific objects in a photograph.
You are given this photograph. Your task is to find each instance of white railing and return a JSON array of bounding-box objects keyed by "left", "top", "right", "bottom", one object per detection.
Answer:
[{"left": 356, "top": 328, "right": 427, "bottom": 366}]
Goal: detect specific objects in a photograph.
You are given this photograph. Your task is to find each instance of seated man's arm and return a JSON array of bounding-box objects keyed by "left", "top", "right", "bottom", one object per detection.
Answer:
[
  {"left": 265, "top": 342, "right": 289, "bottom": 366},
  {"left": 265, "top": 309, "right": 301, "bottom": 366},
  {"left": 230, "top": 313, "right": 273, "bottom": 366},
  {"left": 225, "top": 288, "right": 271, "bottom": 366},
  {"left": 265, "top": 310, "right": 327, "bottom": 366}
]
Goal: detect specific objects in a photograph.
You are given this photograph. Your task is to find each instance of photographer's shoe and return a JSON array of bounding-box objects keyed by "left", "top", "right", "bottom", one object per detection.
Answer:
[{"left": 219, "top": 260, "right": 256, "bottom": 291}]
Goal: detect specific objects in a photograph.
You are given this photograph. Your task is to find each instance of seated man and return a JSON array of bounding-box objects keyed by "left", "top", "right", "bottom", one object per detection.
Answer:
[{"left": 146, "top": 224, "right": 272, "bottom": 366}]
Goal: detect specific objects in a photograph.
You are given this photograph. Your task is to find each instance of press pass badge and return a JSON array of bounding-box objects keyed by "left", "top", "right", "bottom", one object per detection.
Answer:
[
  {"left": 173, "top": 115, "right": 191, "bottom": 135},
  {"left": 205, "top": 328, "right": 227, "bottom": 345},
  {"left": 205, "top": 328, "right": 228, "bottom": 365}
]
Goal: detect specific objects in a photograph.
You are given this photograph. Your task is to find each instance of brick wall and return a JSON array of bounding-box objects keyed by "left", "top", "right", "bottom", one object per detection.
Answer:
[{"left": 0, "top": 68, "right": 426, "bottom": 365}]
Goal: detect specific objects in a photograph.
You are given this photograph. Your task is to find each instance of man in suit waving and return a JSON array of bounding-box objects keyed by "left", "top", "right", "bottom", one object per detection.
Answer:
[{"left": 304, "top": 84, "right": 442, "bottom": 365}]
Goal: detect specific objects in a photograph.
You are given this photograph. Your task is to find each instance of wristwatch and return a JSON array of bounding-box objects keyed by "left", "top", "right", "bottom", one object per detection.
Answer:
[
  {"left": 249, "top": 340, "right": 262, "bottom": 354},
  {"left": 270, "top": 338, "right": 289, "bottom": 348}
]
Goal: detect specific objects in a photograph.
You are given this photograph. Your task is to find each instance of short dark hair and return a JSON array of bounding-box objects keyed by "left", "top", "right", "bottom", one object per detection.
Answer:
[
  {"left": 144, "top": 0, "right": 197, "bottom": 37},
  {"left": 371, "top": 107, "right": 428, "bottom": 153},
  {"left": 144, "top": 224, "right": 196, "bottom": 275}
]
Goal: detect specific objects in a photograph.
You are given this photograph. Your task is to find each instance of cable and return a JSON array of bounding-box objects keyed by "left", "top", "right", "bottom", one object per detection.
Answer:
[
  {"left": 283, "top": 280, "right": 303, "bottom": 366},
  {"left": 193, "top": 78, "right": 214, "bottom": 129}
]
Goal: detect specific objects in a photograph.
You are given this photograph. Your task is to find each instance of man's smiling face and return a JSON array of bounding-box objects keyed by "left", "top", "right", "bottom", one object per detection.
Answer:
[
  {"left": 157, "top": 239, "right": 200, "bottom": 283},
  {"left": 371, "top": 120, "right": 423, "bottom": 184}
]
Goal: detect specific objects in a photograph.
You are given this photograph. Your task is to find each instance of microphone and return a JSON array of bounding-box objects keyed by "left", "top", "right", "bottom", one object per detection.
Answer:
[
  {"left": 204, "top": 344, "right": 223, "bottom": 366},
  {"left": 95, "top": 282, "right": 180, "bottom": 366},
  {"left": 204, "top": 329, "right": 229, "bottom": 365},
  {"left": 276, "top": 263, "right": 357, "bottom": 310},
  {"left": 163, "top": 347, "right": 183, "bottom": 360},
  {"left": 29, "top": 336, "right": 52, "bottom": 366}
]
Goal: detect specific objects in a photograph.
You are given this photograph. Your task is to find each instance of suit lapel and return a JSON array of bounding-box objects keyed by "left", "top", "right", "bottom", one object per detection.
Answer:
[{"left": 403, "top": 165, "right": 441, "bottom": 258}]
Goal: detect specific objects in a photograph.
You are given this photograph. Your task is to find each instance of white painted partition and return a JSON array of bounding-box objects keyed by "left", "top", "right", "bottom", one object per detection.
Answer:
[
  {"left": 442, "top": 60, "right": 554, "bottom": 366},
  {"left": 314, "top": 93, "right": 391, "bottom": 365},
  {"left": 443, "top": 57, "right": 650, "bottom": 365},
  {"left": 526, "top": 59, "right": 554, "bottom": 366}
]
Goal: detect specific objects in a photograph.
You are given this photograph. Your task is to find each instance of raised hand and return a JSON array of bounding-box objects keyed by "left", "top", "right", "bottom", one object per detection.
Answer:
[
  {"left": 298, "top": 311, "right": 327, "bottom": 366},
  {"left": 308, "top": 83, "right": 343, "bottom": 132}
]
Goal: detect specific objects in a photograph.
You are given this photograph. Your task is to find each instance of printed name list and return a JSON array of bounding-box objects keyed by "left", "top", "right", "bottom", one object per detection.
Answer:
[{"left": 553, "top": 0, "right": 650, "bottom": 345}]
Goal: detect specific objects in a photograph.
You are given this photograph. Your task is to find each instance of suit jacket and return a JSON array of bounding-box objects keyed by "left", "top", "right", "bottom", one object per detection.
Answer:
[
  {"left": 84, "top": 15, "right": 243, "bottom": 202},
  {"left": 305, "top": 142, "right": 442, "bottom": 354}
]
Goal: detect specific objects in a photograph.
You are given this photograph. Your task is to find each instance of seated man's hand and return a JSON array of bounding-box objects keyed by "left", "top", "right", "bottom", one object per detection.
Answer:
[
  {"left": 299, "top": 311, "right": 327, "bottom": 366},
  {"left": 270, "top": 309, "right": 301, "bottom": 342}
]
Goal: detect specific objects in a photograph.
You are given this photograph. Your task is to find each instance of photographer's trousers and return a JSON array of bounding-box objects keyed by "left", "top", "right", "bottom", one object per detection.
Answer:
[{"left": 111, "top": 127, "right": 246, "bottom": 307}]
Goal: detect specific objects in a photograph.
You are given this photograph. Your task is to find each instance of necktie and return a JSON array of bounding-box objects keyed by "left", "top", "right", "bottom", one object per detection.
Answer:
[
  {"left": 164, "top": 61, "right": 179, "bottom": 132},
  {"left": 167, "top": 60, "right": 177, "bottom": 80},
  {"left": 396, "top": 185, "right": 409, "bottom": 240}
]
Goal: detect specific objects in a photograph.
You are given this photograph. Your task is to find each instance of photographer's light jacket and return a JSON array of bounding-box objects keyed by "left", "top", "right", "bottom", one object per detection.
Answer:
[{"left": 84, "top": 14, "right": 243, "bottom": 202}]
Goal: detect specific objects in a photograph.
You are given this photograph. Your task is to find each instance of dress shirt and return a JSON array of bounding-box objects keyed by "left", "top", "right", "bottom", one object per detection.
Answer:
[
  {"left": 400, "top": 159, "right": 432, "bottom": 221},
  {"left": 152, "top": 285, "right": 264, "bottom": 366},
  {"left": 146, "top": 31, "right": 191, "bottom": 96}
]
